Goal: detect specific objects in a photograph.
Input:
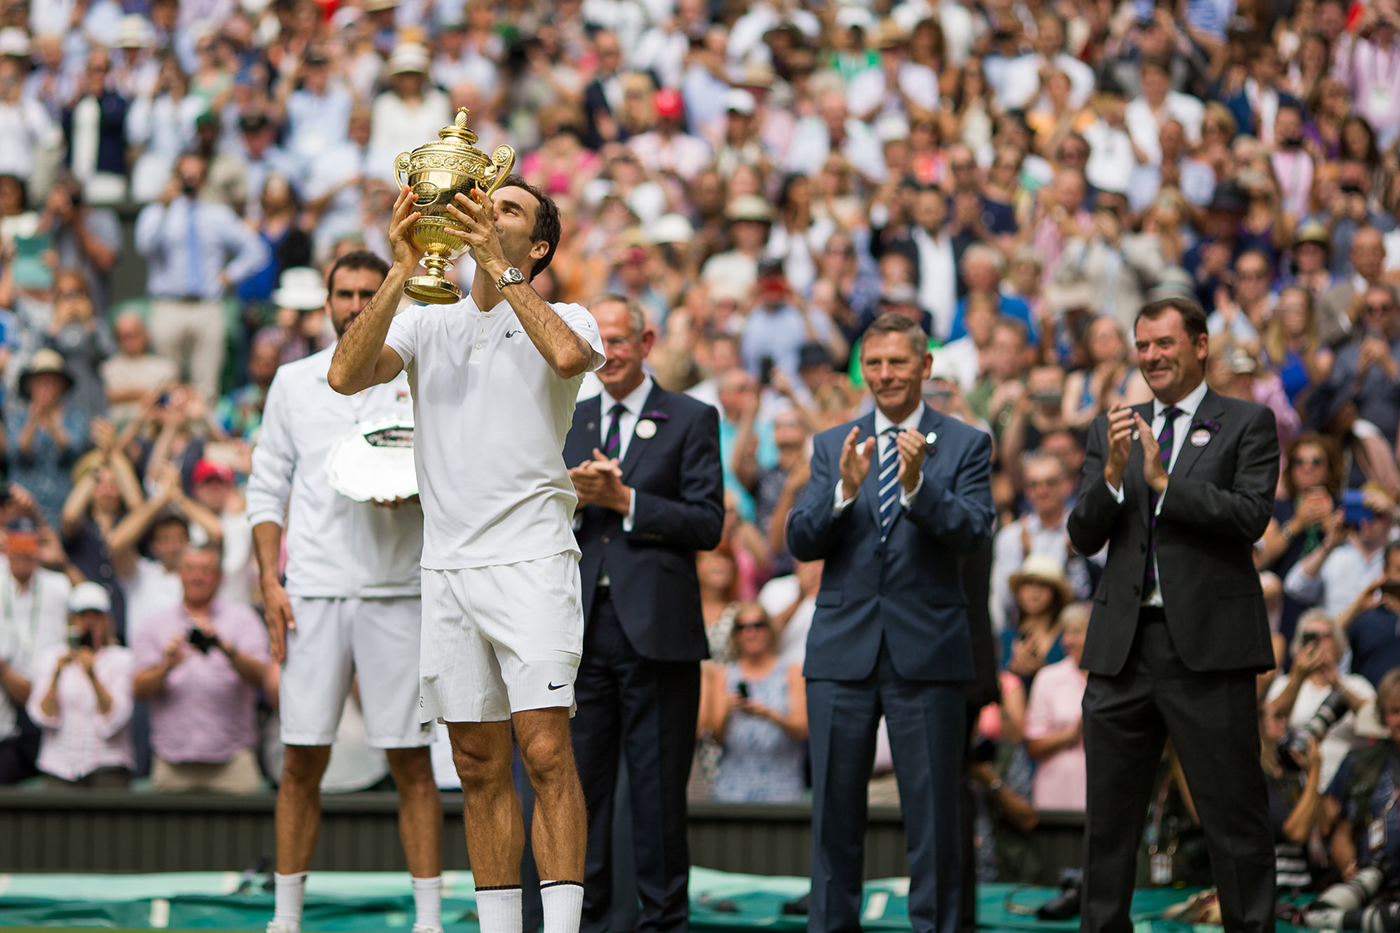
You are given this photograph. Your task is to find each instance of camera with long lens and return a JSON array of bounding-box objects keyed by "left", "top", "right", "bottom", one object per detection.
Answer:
[{"left": 1280, "top": 689, "right": 1349, "bottom": 770}]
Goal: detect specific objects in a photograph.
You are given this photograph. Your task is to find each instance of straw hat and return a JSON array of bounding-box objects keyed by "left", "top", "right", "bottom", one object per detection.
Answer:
[
  {"left": 271, "top": 267, "right": 328, "bottom": 311},
  {"left": 114, "top": 14, "right": 155, "bottom": 48},
  {"left": 1008, "top": 553, "right": 1074, "bottom": 605},
  {"left": 18, "top": 349, "right": 75, "bottom": 400},
  {"left": 0, "top": 28, "right": 31, "bottom": 57},
  {"left": 385, "top": 42, "right": 429, "bottom": 75}
]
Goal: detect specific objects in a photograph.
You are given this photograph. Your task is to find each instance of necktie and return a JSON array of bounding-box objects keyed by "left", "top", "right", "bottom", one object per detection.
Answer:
[
  {"left": 878, "top": 426, "right": 902, "bottom": 539},
  {"left": 185, "top": 199, "right": 204, "bottom": 299},
  {"left": 603, "top": 403, "right": 625, "bottom": 460},
  {"left": 1143, "top": 405, "right": 1182, "bottom": 597}
]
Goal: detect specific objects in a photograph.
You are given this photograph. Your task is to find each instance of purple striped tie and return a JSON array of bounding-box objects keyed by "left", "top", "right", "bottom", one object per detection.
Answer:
[
  {"left": 603, "top": 403, "right": 624, "bottom": 459},
  {"left": 1143, "top": 406, "right": 1182, "bottom": 597}
]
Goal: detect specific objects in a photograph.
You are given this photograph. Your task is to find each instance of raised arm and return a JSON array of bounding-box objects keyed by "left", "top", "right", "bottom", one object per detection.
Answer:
[
  {"left": 450, "top": 187, "right": 597, "bottom": 380},
  {"left": 328, "top": 186, "right": 419, "bottom": 395}
]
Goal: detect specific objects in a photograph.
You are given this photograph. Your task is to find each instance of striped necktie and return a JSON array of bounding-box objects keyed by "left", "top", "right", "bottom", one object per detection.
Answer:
[
  {"left": 603, "top": 403, "right": 624, "bottom": 460},
  {"left": 878, "top": 426, "right": 902, "bottom": 538},
  {"left": 1143, "top": 405, "right": 1182, "bottom": 596}
]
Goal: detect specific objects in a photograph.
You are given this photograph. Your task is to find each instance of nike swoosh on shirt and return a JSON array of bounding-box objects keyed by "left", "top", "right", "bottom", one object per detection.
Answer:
[
  {"left": 506, "top": 330, "right": 523, "bottom": 338},
  {"left": 547, "top": 681, "right": 567, "bottom": 691}
]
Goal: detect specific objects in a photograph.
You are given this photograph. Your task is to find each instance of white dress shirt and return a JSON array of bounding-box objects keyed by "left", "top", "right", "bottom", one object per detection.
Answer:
[
  {"left": 594, "top": 375, "right": 655, "bottom": 528},
  {"left": 832, "top": 402, "right": 926, "bottom": 514},
  {"left": 0, "top": 566, "right": 72, "bottom": 741},
  {"left": 1105, "top": 378, "right": 1209, "bottom": 606},
  {"left": 912, "top": 226, "right": 959, "bottom": 341}
]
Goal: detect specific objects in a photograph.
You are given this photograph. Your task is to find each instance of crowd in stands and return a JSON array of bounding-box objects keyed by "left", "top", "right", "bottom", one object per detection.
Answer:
[{"left": 4, "top": 0, "right": 1400, "bottom": 895}]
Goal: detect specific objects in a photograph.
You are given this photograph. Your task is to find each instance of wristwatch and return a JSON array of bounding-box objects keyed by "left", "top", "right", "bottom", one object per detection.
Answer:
[{"left": 496, "top": 267, "right": 525, "bottom": 290}]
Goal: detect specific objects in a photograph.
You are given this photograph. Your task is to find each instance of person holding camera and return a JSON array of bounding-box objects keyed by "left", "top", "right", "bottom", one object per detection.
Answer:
[
  {"left": 1342, "top": 543, "right": 1400, "bottom": 687},
  {"left": 133, "top": 150, "right": 269, "bottom": 402},
  {"left": 132, "top": 544, "right": 269, "bottom": 793},
  {"left": 1259, "top": 711, "right": 1325, "bottom": 893},
  {"left": 1285, "top": 485, "right": 1396, "bottom": 620},
  {"left": 1266, "top": 609, "right": 1375, "bottom": 787},
  {"left": 1305, "top": 670, "right": 1400, "bottom": 930},
  {"left": 697, "top": 602, "right": 807, "bottom": 803},
  {"left": 25, "top": 583, "right": 134, "bottom": 789}
]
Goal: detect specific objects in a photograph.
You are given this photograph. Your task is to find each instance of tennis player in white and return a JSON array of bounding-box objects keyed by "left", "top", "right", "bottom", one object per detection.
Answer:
[
  {"left": 329, "top": 175, "right": 603, "bottom": 933},
  {"left": 247, "top": 250, "right": 443, "bottom": 933}
]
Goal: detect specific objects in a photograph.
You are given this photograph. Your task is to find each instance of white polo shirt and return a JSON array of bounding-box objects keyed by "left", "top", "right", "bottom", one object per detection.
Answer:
[
  {"left": 247, "top": 346, "right": 424, "bottom": 598},
  {"left": 384, "top": 296, "right": 605, "bottom": 570}
]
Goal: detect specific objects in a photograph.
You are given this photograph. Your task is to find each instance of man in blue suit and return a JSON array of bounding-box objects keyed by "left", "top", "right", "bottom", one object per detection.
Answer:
[{"left": 788, "top": 312, "right": 996, "bottom": 933}]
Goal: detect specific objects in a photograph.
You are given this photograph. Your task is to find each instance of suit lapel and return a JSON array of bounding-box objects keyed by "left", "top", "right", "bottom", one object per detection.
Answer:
[
  {"left": 620, "top": 384, "right": 667, "bottom": 483},
  {"left": 570, "top": 395, "right": 602, "bottom": 468},
  {"left": 1168, "top": 388, "right": 1224, "bottom": 482}
]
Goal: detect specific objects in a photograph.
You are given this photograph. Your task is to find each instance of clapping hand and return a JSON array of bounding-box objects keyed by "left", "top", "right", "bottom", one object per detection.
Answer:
[
  {"left": 838, "top": 426, "right": 874, "bottom": 502},
  {"left": 894, "top": 428, "right": 925, "bottom": 495},
  {"left": 569, "top": 450, "right": 629, "bottom": 513},
  {"left": 1102, "top": 404, "right": 1134, "bottom": 488},
  {"left": 1133, "top": 412, "right": 1168, "bottom": 494}
]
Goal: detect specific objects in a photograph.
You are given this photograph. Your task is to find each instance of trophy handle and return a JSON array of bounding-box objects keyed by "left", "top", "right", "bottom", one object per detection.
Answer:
[
  {"left": 484, "top": 145, "right": 517, "bottom": 196},
  {"left": 394, "top": 152, "right": 411, "bottom": 189}
]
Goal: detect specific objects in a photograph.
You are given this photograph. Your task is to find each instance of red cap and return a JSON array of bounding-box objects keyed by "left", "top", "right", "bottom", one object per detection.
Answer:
[
  {"left": 654, "top": 88, "right": 684, "bottom": 120},
  {"left": 193, "top": 459, "right": 235, "bottom": 485}
]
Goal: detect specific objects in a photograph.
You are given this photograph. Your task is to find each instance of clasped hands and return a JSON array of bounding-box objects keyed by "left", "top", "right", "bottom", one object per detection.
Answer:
[
  {"left": 1103, "top": 404, "right": 1168, "bottom": 495},
  {"left": 570, "top": 449, "right": 632, "bottom": 514},
  {"left": 838, "top": 425, "right": 925, "bottom": 503}
]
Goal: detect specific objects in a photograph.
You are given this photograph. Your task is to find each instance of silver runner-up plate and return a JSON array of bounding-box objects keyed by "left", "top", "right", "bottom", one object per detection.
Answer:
[{"left": 325, "top": 418, "right": 419, "bottom": 502}]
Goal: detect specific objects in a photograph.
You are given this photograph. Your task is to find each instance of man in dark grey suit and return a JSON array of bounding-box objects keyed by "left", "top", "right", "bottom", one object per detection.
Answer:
[
  {"left": 788, "top": 312, "right": 995, "bottom": 933},
  {"left": 1068, "top": 297, "right": 1279, "bottom": 933}
]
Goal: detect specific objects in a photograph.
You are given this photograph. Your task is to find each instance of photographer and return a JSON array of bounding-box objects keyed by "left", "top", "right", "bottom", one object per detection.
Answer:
[
  {"left": 1267, "top": 610, "right": 1375, "bottom": 786},
  {"left": 1306, "top": 670, "right": 1400, "bottom": 930},
  {"left": 132, "top": 544, "right": 268, "bottom": 793},
  {"left": 25, "top": 584, "right": 134, "bottom": 788},
  {"left": 1260, "top": 709, "right": 1326, "bottom": 893}
]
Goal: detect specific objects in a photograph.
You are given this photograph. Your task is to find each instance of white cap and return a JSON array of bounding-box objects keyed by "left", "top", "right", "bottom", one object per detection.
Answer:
[
  {"left": 69, "top": 582, "right": 112, "bottom": 614},
  {"left": 721, "top": 88, "right": 756, "bottom": 115},
  {"left": 0, "top": 28, "right": 31, "bottom": 57},
  {"left": 272, "top": 267, "right": 328, "bottom": 310},
  {"left": 648, "top": 213, "right": 694, "bottom": 245},
  {"left": 874, "top": 112, "right": 910, "bottom": 142}
]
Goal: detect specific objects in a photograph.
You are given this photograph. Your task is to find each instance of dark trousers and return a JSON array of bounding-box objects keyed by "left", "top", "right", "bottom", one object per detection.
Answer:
[
  {"left": 571, "top": 591, "right": 701, "bottom": 933},
  {"left": 1081, "top": 609, "right": 1275, "bottom": 933},
  {"left": 807, "top": 641, "right": 964, "bottom": 933}
]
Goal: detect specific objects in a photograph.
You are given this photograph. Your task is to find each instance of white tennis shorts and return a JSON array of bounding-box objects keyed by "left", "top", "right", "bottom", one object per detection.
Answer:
[
  {"left": 420, "top": 552, "right": 584, "bottom": 723},
  {"left": 280, "top": 596, "right": 431, "bottom": 748}
]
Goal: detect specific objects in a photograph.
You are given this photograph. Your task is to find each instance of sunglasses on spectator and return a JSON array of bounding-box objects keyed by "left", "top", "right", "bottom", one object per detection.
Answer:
[
  {"left": 1365, "top": 302, "right": 1396, "bottom": 313},
  {"left": 1292, "top": 454, "right": 1326, "bottom": 467},
  {"left": 734, "top": 620, "right": 769, "bottom": 631},
  {"left": 1025, "top": 478, "right": 1063, "bottom": 489}
]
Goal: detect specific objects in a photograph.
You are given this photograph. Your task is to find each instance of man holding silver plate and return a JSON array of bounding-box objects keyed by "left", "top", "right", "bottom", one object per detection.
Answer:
[
  {"left": 328, "top": 111, "right": 604, "bottom": 933},
  {"left": 246, "top": 250, "right": 444, "bottom": 933}
]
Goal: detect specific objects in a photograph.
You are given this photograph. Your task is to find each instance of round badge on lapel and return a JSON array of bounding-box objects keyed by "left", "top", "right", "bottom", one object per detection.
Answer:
[
  {"left": 925, "top": 431, "right": 938, "bottom": 450},
  {"left": 635, "top": 419, "right": 657, "bottom": 439},
  {"left": 1189, "top": 428, "right": 1211, "bottom": 448}
]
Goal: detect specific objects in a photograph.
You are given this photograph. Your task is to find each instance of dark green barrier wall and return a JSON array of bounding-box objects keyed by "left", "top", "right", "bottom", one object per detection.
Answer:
[{"left": 0, "top": 792, "right": 1085, "bottom": 882}]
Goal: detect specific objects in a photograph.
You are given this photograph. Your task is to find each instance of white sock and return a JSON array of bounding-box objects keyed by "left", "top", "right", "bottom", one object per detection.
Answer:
[
  {"left": 540, "top": 881, "right": 584, "bottom": 933},
  {"left": 273, "top": 872, "right": 307, "bottom": 931},
  {"left": 475, "top": 885, "right": 523, "bottom": 933},
  {"left": 412, "top": 875, "right": 443, "bottom": 929}
]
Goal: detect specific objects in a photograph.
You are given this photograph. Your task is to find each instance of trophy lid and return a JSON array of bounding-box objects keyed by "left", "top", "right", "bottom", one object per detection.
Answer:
[{"left": 439, "top": 107, "right": 479, "bottom": 146}]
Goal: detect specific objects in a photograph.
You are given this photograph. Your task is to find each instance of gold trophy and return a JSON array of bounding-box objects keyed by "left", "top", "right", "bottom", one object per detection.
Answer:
[{"left": 394, "top": 108, "right": 516, "bottom": 303}]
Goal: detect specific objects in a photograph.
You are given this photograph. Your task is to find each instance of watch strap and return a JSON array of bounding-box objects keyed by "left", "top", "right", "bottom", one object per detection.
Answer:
[{"left": 496, "top": 267, "right": 525, "bottom": 289}]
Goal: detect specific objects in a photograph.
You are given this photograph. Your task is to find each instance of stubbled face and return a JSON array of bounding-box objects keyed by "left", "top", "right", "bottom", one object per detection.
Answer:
[
  {"left": 179, "top": 549, "right": 221, "bottom": 607},
  {"left": 328, "top": 266, "right": 384, "bottom": 336}
]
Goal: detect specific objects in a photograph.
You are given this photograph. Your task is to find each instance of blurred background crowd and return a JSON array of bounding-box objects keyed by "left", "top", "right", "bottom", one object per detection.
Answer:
[{"left": 3, "top": 0, "right": 1400, "bottom": 897}]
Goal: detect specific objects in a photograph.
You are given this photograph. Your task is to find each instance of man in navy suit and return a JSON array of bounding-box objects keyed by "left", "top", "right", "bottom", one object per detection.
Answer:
[
  {"left": 563, "top": 295, "right": 724, "bottom": 933},
  {"left": 788, "top": 312, "right": 995, "bottom": 933}
]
